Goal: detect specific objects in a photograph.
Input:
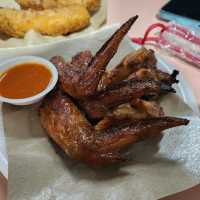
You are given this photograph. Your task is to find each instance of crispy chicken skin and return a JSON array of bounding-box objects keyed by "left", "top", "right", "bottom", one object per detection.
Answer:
[
  {"left": 40, "top": 17, "right": 189, "bottom": 166},
  {"left": 40, "top": 90, "right": 189, "bottom": 166},
  {"left": 0, "top": 5, "right": 90, "bottom": 37},
  {"left": 16, "top": 0, "right": 101, "bottom": 13}
]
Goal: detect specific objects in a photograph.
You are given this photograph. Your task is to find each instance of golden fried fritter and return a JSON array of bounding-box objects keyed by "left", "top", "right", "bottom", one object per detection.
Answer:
[
  {"left": 16, "top": 0, "right": 101, "bottom": 13},
  {"left": 0, "top": 5, "right": 90, "bottom": 37}
]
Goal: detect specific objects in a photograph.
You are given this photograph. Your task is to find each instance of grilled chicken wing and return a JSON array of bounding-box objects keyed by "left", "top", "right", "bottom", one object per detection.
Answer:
[
  {"left": 128, "top": 68, "right": 179, "bottom": 85},
  {"left": 95, "top": 99, "right": 164, "bottom": 131},
  {"left": 79, "top": 79, "right": 171, "bottom": 120},
  {"left": 40, "top": 17, "right": 189, "bottom": 167},
  {"left": 98, "top": 48, "right": 157, "bottom": 90},
  {"left": 98, "top": 48, "right": 179, "bottom": 91},
  {"left": 40, "top": 90, "right": 189, "bottom": 166},
  {"left": 51, "top": 16, "right": 139, "bottom": 98},
  {"left": 131, "top": 99, "right": 164, "bottom": 117}
]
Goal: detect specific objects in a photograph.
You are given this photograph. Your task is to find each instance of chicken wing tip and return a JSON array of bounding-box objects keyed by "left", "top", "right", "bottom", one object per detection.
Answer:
[
  {"left": 162, "top": 116, "right": 190, "bottom": 126},
  {"left": 125, "top": 15, "right": 139, "bottom": 28},
  {"left": 160, "top": 82, "right": 176, "bottom": 93},
  {"left": 171, "top": 69, "right": 179, "bottom": 83},
  {"left": 130, "top": 15, "right": 139, "bottom": 21}
]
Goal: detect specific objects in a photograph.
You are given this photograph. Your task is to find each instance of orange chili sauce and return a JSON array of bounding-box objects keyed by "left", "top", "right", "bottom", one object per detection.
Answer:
[{"left": 0, "top": 63, "right": 52, "bottom": 99}]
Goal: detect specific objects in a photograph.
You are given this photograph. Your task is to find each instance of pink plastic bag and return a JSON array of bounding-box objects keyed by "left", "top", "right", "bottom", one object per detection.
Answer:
[{"left": 132, "top": 22, "right": 200, "bottom": 66}]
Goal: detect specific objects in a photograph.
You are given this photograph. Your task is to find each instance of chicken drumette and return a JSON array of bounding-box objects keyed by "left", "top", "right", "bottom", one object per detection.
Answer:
[{"left": 40, "top": 16, "right": 189, "bottom": 166}]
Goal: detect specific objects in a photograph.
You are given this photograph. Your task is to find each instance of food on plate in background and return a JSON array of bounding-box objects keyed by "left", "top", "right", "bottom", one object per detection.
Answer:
[
  {"left": 39, "top": 16, "right": 189, "bottom": 167},
  {"left": 0, "top": 5, "right": 90, "bottom": 37},
  {"left": 0, "top": 0, "right": 102, "bottom": 38},
  {"left": 16, "top": 0, "right": 101, "bottom": 13}
]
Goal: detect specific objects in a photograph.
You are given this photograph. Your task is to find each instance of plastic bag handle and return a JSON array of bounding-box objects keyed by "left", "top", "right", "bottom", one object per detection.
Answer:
[{"left": 132, "top": 23, "right": 167, "bottom": 45}]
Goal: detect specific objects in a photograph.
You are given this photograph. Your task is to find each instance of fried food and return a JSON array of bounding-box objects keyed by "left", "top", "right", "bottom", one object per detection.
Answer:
[
  {"left": 16, "top": 0, "right": 101, "bottom": 13},
  {"left": 0, "top": 5, "right": 90, "bottom": 37},
  {"left": 39, "top": 17, "right": 189, "bottom": 167}
]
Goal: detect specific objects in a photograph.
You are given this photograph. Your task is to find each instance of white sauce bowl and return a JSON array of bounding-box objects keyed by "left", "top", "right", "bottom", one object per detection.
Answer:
[{"left": 0, "top": 56, "right": 58, "bottom": 105}]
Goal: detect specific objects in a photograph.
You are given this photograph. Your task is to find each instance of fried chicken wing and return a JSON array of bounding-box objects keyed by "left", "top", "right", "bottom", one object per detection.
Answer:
[
  {"left": 16, "top": 0, "right": 101, "bottom": 13},
  {"left": 40, "top": 90, "right": 189, "bottom": 166},
  {"left": 0, "top": 5, "right": 90, "bottom": 37}
]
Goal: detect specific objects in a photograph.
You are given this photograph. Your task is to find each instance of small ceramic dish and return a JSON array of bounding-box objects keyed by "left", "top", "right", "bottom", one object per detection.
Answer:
[{"left": 0, "top": 56, "right": 58, "bottom": 106}]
